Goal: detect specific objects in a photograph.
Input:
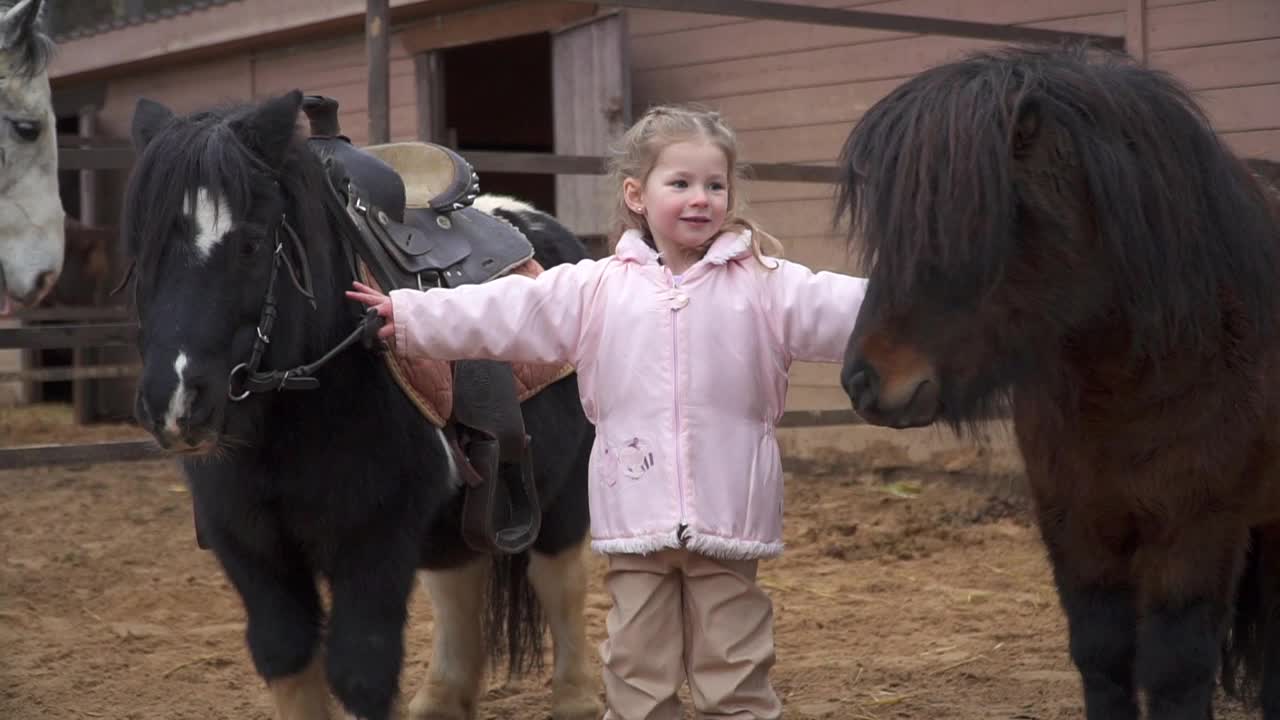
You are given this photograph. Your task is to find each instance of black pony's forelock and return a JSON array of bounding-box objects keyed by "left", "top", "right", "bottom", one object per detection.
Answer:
[
  {"left": 836, "top": 43, "right": 1280, "bottom": 359},
  {"left": 121, "top": 101, "right": 351, "bottom": 313}
]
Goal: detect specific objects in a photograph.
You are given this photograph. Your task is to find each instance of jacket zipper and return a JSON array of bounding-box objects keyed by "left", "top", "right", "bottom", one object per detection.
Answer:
[{"left": 669, "top": 269, "right": 686, "bottom": 540}]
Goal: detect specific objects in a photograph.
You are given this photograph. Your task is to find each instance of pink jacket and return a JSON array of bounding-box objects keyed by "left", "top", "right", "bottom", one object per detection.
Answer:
[{"left": 390, "top": 229, "right": 866, "bottom": 559}]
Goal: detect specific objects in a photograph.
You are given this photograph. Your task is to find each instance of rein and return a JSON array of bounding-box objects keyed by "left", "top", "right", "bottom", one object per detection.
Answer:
[{"left": 226, "top": 215, "right": 383, "bottom": 401}]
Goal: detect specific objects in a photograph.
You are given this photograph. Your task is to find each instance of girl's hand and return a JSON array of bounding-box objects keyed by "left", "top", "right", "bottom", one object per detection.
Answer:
[{"left": 345, "top": 281, "right": 398, "bottom": 344}]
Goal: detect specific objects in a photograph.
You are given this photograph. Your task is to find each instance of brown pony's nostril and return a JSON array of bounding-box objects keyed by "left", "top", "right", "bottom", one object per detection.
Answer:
[{"left": 843, "top": 365, "right": 880, "bottom": 413}]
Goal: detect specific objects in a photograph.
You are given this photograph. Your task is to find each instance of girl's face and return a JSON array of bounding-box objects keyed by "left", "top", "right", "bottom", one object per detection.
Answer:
[{"left": 625, "top": 138, "right": 730, "bottom": 258}]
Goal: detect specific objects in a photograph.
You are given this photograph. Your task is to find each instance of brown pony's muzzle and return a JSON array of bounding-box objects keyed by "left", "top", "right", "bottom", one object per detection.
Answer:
[{"left": 842, "top": 333, "right": 941, "bottom": 429}]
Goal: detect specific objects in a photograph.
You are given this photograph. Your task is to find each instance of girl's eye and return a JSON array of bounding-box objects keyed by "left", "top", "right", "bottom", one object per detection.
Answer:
[
  {"left": 671, "top": 180, "right": 688, "bottom": 188},
  {"left": 710, "top": 182, "right": 726, "bottom": 191}
]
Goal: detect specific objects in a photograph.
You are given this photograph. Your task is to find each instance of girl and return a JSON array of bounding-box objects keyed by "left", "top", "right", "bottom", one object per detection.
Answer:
[{"left": 347, "top": 105, "right": 867, "bottom": 719}]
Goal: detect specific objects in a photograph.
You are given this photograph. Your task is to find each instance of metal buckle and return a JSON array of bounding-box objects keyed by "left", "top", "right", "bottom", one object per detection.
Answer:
[{"left": 227, "top": 363, "right": 251, "bottom": 401}]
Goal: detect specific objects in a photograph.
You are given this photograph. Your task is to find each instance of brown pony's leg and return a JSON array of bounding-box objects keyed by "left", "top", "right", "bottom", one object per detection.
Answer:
[
  {"left": 1031, "top": 491, "right": 1140, "bottom": 720},
  {"left": 1251, "top": 524, "right": 1280, "bottom": 718},
  {"left": 528, "top": 535, "right": 600, "bottom": 720},
  {"left": 1133, "top": 517, "right": 1248, "bottom": 720}
]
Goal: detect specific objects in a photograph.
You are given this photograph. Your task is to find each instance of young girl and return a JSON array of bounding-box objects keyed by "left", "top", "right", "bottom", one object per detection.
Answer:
[{"left": 347, "top": 105, "right": 867, "bottom": 719}]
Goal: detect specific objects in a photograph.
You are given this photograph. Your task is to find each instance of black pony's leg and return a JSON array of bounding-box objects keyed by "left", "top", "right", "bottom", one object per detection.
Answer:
[
  {"left": 1036, "top": 503, "right": 1140, "bottom": 720},
  {"left": 200, "top": 517, "right": 329, "bottom": 719},
  {"left": 1134, "top": 518, "right": 1247, "bottom": 720},
  {"left": 522, "top": 377, "right": 598, "bottom": 719},
  {"left": 324, "top": 525, "right": 420, "bottom": 720}
]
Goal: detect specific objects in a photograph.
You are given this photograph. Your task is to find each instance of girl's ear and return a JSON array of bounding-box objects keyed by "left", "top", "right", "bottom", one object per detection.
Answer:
[{"left": 622, "top": 177, "right": 645, "bottom": 214}]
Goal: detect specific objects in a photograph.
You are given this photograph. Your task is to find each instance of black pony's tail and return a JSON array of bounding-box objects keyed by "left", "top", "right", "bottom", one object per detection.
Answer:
[
  {"left": 1222, "top": 527, "right": 1274, "bottom": 704},
  {"left": 482, "top": 549, "right": 545, "bottom": 678}
]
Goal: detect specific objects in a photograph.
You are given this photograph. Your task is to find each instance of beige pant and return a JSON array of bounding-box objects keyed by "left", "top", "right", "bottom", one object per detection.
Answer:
[{"left": 599, "top": 548, "right": 782, "bottom": 720}]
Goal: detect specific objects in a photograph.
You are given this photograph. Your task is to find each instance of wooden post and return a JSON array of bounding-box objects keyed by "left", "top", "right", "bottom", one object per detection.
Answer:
[
  {"left": 1125, "top": 0, "right": 1147, "bottom": 63},
  {"left": 73, "top": 105, "right": 98, "bottom": 424},
  {"left": 366, "top": 0, "right": 391, "bottom": 145},
  {"left": 414, "top": 51, "right": 446, "bottom": 145}
]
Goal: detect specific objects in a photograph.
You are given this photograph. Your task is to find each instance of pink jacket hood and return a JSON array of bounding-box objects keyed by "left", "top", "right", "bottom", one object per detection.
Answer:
[{"left": 390, "top": 229, "right": 867, "bottom": 559}]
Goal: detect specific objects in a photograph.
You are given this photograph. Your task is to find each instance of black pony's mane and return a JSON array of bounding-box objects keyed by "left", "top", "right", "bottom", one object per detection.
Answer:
[
  {"left": 836, "top": 44, "right": 1280, "bottom": 358},
  {"left": 123, "top": 102, "right": 353, "bottom": 320}
]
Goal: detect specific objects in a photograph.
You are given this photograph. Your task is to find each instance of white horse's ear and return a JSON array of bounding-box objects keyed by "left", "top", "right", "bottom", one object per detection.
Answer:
[
  {"left": 1, "top": 0, "right": 51, "bottom": 78},
  {"left": 131, "top": 98, "right": 176, "bottom": 152}
]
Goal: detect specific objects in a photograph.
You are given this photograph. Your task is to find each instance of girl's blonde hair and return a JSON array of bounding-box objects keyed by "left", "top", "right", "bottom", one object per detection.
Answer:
[{"left": 606, "top": 104, "right": 783, "bottom": 266}]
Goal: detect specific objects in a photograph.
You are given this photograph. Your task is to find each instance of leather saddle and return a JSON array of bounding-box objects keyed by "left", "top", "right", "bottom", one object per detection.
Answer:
[{"left": 301, "top": 94, "right": 542, "bottom": 555}]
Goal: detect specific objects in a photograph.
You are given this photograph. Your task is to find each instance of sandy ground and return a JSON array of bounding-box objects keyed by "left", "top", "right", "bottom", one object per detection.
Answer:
[{"left": 0, "top": 405, "right": 1254, "bottom": 719}]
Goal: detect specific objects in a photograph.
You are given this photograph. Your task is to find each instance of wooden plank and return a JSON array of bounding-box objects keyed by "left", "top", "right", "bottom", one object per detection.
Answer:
[
  {"left": 367, "top": 0, "right": 392, "bottom": 145},
  {"left": 1224, "top": 129, "right": 1280, "bottom": 161},
  {"left": 0, "top": 364, "right": 141, "bottom": 384},
  {"left": 632, "top": 0, "right": 1125, "bottom": 71},
  {"left": 553, "top": 13, "right": 632, "bottom": 237},
  {"left": 399, "top": 1, "right": 598, "bottom": 53},
  {"left": 749, "top": 198, "right": 839, "bottom": 239},
  {"left": 777, "top": 408, "right": 864, "bottom": 427},
  {"left": 1199, "top": 84, "right": 1280, "bottom": 134},
  {"left": 58, "top": 146, "right": 135, "bottom": 171},
  {"left": 773, "top": 234, "right": 857, "bottom": 273},
  {"left": 49, "top": 0, "right": 481, "bottom": 83},
  {"left": 595, "top": 0, "right": 1123, "bottom": 48},
  {"left": 635, "top": 32, "right": 1001, "bottom": 104},
  {"left": 738, "top": 123, "right": 852, "bottom": 164},
  {"left": 630, "top": 0, "right": 885, "bottom": 37},
  {"left": 0, "top": 324, "right": 138, "bottom": 350},
  {"left": 13, "top": 307, "right": 131, "bottom": 322},
  {"left": 696, "top": 18, "right": 1143, "bottom": 136},
  {"left": 1149, "top": 37, "right": 1280, "bottom": 91},
  {"left": 1149, "top": 0, "right": 1280, "bottom": 52},
  {"left": 463, "top": 150, "right": 836, "bottom": 182},
  {"left": 628, "top": 0, "right": 1198, "bottom": 38},
  {"left": 710, "top": 77, "right": 901, "bottom": 131},
  {"left": 0, "top": 440, "right": 162, "bottom": 471}
]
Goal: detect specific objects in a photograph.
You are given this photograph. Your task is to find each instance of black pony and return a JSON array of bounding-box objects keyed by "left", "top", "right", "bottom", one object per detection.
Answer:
[
  {"left": 124, "top": 90, "right": 599, "bottom": 720},
  {"left": 837, "top": 45, "right": 1280, "bottom": 718}
]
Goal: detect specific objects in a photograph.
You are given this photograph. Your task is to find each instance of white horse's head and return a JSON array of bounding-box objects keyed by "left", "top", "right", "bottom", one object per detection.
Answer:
[{"left": 0, "top": 0, "right": 62, "bottom": 315}]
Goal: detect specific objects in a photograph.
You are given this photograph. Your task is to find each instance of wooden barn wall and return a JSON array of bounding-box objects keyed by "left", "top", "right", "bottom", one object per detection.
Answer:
[
  {"left": 627, "top": 0, "right": 1279, "bottom": 411},
  {"left": 90, "top": 30, "right": 420, "bottom": 226}
]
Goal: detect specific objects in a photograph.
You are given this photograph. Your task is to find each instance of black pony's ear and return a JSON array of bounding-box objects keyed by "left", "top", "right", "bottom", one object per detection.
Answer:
[
  {"left": 131, "top": 98, "right": 176, "bottom": 152},
  {"left": 1011, "top": 98, "right": 1042, "bottom": 160},
  {"left": 230, "top": 89, "right": 304, "bottom": 170}
]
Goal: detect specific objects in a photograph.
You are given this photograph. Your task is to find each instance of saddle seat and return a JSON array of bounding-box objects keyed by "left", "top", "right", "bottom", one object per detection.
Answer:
[{"left": 299, "top": 94, "right": 571, "bottom": 556}]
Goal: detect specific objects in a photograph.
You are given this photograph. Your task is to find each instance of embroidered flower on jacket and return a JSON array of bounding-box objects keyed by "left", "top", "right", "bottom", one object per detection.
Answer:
[{"left": 616, "top": 437, "right": 655, "bottom": 480}]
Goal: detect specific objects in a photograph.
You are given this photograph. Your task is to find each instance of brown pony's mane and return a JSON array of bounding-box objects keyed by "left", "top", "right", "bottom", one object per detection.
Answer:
[{"left": 835, "top": 44, "right": 1280, "bottom": 362}]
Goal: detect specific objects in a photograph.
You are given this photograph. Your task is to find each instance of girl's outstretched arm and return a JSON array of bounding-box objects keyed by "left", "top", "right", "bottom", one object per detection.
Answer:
[
  {"left": 349, "top": 258, "right": 604, "bottom": 366},
  {"left": 764, "top": 260, "right": 869, "bottom": 364}
]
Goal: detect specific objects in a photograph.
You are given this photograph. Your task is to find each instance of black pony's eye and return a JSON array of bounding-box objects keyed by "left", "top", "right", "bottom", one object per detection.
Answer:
[{"left": 9, "top": 118, "right": 40, "bottom": 142}]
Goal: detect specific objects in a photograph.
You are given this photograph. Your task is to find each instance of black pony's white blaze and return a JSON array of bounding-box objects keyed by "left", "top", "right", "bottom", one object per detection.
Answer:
[{"left": 184, "top": 186, "right": 235, "bottom": 262}]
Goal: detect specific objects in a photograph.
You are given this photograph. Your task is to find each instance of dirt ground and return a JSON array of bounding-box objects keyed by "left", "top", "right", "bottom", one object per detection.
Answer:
[{"left": 0, "top": 404, "right": 1254, "bottom": 719}]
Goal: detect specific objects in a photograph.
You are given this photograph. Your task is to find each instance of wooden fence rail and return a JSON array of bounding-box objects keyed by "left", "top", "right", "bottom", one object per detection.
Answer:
[{"left": 0, "top": 409, "right": 877, "bottom": 471}]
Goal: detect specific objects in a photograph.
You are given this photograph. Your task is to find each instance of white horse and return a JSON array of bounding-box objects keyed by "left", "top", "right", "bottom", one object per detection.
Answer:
[{"left": 0, "top": 0, "right": 62, "bottom": 314}]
